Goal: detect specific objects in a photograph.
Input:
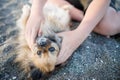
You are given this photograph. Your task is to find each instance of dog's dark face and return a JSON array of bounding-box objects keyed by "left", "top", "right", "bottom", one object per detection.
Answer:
[
  {"left": 29, "top": 66, "right": 43, "bottom": 80},
  {"left": 28, "top": 35, "right": 61, "bottom": 79}
]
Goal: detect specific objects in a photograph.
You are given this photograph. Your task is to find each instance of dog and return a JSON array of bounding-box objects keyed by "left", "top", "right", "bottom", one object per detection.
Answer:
[{"left": 15, "top": 3, "right": 72, "bottom": 80}]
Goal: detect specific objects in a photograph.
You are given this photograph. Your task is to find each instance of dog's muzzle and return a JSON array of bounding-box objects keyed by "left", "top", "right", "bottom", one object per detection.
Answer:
[{"left": 36, "top": 36, "right": 50, "bottom": 47}]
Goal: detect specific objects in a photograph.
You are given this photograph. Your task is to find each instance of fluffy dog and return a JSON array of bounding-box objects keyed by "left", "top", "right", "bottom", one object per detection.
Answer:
[{"left": 15, "top": 3, "right": 71, "bottom": 80}]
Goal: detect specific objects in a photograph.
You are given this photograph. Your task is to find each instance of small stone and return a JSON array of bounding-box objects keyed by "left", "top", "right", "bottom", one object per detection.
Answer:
[
  {"left": 113, "top": 59, "right": 116, "bottom": 62},
  {"left": 92, "top": 78, "right": 96, "bottom": 80},
  {"left": 86, "top": 46, "right": 90, "bottom": 49},
  {"left": 116, "top": 45, "right": 119, "bottom": 48},
  {"left": 12, "top": 76, "right": 16, "bottom": 80},
  {"left": 100, "top": 60, "right": 103, "bottom": 63}
]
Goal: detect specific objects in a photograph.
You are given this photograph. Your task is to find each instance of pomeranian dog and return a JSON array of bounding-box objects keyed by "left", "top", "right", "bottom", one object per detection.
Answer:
[{"left": 15, "top": 3, "right": 71, "bottom": 80}]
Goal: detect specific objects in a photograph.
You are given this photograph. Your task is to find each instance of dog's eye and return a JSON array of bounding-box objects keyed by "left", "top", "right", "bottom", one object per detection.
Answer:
[
  {"left": 48, "top": 47, "right": 55, "bottom": 52},
  {"left": 37, "top": 51, "right": 42, "bottom": 55}
]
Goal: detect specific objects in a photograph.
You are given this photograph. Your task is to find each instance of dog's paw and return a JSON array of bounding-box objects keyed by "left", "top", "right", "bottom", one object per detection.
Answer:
[{"left": 22, "top": 4, "right": 31, "bottom": 15}]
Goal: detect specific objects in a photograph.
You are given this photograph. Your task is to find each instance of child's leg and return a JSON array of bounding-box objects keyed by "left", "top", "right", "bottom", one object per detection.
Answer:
[{"left": 94, "top": 7, "right": 120, "bottom": 36}]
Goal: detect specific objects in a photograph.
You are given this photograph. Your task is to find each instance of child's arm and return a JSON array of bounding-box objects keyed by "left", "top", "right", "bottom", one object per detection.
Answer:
[
  {"left": 56, "top": 0, "right": 111, "bottom": 64},
  {"left": 76, "top": 0, "right": 111, "bottom": 43}
]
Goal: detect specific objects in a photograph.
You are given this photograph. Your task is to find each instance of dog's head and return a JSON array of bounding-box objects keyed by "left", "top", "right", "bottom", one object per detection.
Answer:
[{"left": 28, "top": 35, "right": 62, "bottom": 79}]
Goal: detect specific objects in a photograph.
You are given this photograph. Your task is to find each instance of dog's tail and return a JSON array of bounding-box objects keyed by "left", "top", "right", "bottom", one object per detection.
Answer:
[{"left": 17, "top": 4, "right": 30, "bottom": 29}]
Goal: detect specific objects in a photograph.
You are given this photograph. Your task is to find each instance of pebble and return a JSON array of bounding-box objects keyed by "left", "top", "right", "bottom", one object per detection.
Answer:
[
  {"left": 92, "top": 78, "right": 96, "bottom": 80},
  {"left": 12, "top": 76, "right": 16, "bottom": 80}
]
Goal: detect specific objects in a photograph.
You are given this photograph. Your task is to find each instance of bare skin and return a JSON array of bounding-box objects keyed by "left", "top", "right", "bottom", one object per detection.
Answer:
[
  {"left": 94, "top": 7, "right": 120, "bottom": 36},
  {"left": 25, "top": 0, "right": 120, "bottom": 65}
]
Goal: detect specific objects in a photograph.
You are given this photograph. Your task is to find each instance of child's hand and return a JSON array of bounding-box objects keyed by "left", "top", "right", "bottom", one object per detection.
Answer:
[
  {"left": 56, "top": 30, "right": 81, "bottom": 65},
  {"left": 25, "top": 0, "right": 47, "bottom": 51},
  {"left": 25, "top": 15, "right": 42, "bottom": 51}
]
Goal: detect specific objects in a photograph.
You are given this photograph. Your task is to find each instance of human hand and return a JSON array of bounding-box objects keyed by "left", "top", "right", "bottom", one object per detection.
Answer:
[
  {"left": 25, "top": 0, "right": 47, "bottom": 51},
  {"left": 25, "top": 15, "right": 43, "bottom": 51},
  {"left": 56, "top": 30, "right": 81, "bottom": 65}
]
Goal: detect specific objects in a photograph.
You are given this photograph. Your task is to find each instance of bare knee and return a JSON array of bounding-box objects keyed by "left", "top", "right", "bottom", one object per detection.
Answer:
[
  {"left": 94, "top": 22, "right": 115, "bottom": 36},
  {"left": 94, "top": 7, "right": 120, "bottom": 36}
]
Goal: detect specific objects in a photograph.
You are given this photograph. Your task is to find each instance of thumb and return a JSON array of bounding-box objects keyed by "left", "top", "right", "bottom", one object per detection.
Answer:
[
  {"left": 56, "top": 41, "right": 65, "bottom": 65},
  {"left": 38, "top": 28, "right": 42, "bottom": 37},
  {"left": 56, "top": 47, "right": 66, "bottom": 65}
]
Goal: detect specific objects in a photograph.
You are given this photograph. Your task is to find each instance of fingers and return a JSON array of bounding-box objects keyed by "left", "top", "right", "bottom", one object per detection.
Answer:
[
  {"left": 56, "top": 37, "right": 70, "bottom": 65},
  {"left": 56, "top": 31, "right": 77, "bottom": 65},
  {"left": 38, "top": 27, "right": 42, "bottom": 37},
  {"left": 56, "top": 45, "right": 71, "bottom": 65},
  {"left": 25, "top": 21, "right": 32, "bottom": 49},
  {"left": 56, "top": 49, "right": 66, "bottom": 65},
  {"left": 25, "top": 16, "right": 42, "bottom": 51},
  {"left": 30, "top": 22, "right": 40, "bottom": 43},
  {"left": 56, "top": 33, "right": 64, "bottom": 65}
]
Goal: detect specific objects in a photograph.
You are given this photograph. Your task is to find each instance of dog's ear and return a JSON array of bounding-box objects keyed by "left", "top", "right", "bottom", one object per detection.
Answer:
[
  {"left": 30, "top": 68, "right": 43, "bottom": 80},
  {"left": 28, "top": 64, "right": 43, "bottom": 80}
]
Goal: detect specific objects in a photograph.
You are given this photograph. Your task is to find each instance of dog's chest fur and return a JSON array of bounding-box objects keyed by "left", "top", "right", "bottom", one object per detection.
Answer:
[{"left": 41, "top": 4, "right": 71, "bottom": 36}]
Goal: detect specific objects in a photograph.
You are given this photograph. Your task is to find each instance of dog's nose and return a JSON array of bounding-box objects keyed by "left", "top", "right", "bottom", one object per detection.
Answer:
[
  {"left": 36, "top": 37, "right": 47, "bottom": 47},
  {"left": 40, "top": 40, "right": 47, "bottom": 47}
]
